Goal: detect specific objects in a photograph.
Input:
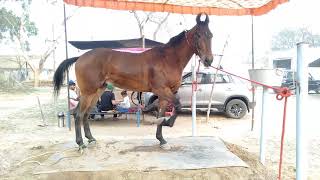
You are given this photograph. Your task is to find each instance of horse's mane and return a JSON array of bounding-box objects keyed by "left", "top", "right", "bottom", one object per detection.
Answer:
[{"left": 166, "top": 31, "right": 186, "bottom": 47}]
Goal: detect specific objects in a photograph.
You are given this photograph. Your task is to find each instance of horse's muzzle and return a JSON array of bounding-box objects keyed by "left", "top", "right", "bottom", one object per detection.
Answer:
[{"left": 204, "top": 58, "right": 213, "bottom": 67}]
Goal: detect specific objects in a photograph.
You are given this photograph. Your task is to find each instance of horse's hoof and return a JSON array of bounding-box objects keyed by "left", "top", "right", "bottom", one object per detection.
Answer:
[
  {"left": 88, "top": 138, "right": 96, "bottom": 144},
  {"left": 160, "top": 143, "right": 171, "bottom": 150},
  {"left": 88, "top": 139, "right": 97, "bottom": 147},
  {"left": 78, "top": 144, "right": 87, "bottom": 154}
]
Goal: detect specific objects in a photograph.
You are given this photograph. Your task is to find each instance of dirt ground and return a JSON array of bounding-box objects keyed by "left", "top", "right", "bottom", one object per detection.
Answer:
[{"left": 0, "top": 87, "right": 319, "bottom": 179}]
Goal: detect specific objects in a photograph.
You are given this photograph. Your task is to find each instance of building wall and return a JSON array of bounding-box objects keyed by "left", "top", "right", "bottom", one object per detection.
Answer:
[{"left": 270, "top": 47, "right": 320, "bottom": 78}]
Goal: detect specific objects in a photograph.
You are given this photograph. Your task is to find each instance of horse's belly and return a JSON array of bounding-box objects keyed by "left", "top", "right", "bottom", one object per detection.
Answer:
[{"left": 107, "top": 75, "right": 151, "bottom": 92}]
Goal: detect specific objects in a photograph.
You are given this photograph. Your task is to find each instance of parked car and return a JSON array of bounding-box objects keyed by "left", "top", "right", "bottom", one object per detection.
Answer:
[
  {"left": 144, "top": 69, "right": 255, "bottom": 119},
  {"left": 281, "top": 71, "right": 320, "bottom": 94}
]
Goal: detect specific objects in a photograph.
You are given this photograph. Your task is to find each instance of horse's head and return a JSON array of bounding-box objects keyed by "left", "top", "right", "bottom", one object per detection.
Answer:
[{"left": 190, "top": 13, "right": 213, "bottom": 67}]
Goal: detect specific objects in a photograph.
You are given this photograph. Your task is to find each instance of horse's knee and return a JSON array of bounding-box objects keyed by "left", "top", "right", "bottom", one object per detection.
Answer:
[
  {"left": 165, "top": 114, "right": 178, "bottom": 127},
  {"left": 173, "top": 98, "right": 182, "bottom": 112}
]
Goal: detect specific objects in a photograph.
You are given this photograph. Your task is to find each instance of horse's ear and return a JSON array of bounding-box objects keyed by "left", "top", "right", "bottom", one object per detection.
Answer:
[
  {"left": 204, "top": 13, "right": 209, "bottom": 25},
  {"left": 196, "top": 13, "right": 209, "bottom": 25},
  {"left": 196, "top": 13, "right": 201, "bottom": 24}
]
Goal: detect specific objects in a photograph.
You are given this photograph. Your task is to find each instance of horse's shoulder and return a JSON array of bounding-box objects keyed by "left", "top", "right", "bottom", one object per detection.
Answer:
[{"left": 150, "top": 46, "right": 175, "bottom": 59}]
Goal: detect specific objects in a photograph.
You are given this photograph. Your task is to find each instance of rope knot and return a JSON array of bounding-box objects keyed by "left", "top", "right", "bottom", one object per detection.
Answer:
[{"left": 276, "top": 87, "right": 292, "bottom": 100}]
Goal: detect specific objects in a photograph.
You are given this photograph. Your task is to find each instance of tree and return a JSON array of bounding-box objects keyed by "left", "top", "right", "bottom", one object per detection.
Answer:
[
  {"left": 131, "top": 11, "right": 170, "bottom": 42},
  {"left": 0, "top": 0, "right": 78, "bottom": 87},
  {"left": 272, "top": 27, "right": 320, "bottom": 51},
  {"left": 0, "top": 0, "right": 41, "bottom": 86}
]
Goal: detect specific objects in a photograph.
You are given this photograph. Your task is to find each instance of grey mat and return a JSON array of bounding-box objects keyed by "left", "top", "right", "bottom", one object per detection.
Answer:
[{"left": 34, "top": 136, "right": 248, "bottom": 174}]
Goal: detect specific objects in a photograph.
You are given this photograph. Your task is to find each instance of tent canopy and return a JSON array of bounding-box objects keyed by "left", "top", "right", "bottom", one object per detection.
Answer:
[
  {"left": 309, "top": 58, "right": 320, "bottom": 67},
  {"left": 64, "top": 0, "right": 288, "bottom": 16},
  {"left": 69, "top": 38, "right": 164, "bottom": 50}
]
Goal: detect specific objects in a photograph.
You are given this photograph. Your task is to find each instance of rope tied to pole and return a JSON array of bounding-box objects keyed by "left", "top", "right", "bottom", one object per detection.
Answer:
[{"left": 208, "top": 65, "right": 292, "bottom": 180}]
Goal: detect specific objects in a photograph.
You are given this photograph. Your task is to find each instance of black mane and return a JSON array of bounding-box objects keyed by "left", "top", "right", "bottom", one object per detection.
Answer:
[{"left": 166, "top": 31, "right": 186, "bottom": 47}]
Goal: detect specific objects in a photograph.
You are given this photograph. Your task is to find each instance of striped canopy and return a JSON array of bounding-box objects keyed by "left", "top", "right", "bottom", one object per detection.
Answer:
[{"left": 64, "top": 0, "right": 288, "bottom": 16}]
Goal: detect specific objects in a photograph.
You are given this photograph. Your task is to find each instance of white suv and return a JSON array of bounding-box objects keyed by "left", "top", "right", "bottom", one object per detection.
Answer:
[{"left": 144, "top": 69, "right": 254, "bottom": 119}]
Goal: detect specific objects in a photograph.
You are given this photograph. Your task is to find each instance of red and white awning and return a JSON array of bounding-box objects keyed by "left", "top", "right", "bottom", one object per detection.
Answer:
[{"left": 64, "top": 0, "right": 289, "bottom": 16}]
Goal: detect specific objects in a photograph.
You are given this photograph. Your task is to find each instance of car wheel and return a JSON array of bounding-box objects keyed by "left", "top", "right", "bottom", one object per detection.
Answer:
[{"left": 225, "top": 99, "right": 247, "bottom": 119}]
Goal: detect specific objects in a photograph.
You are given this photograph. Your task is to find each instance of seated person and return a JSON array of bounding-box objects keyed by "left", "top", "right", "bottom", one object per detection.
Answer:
[
  {"left": 94, "top": 83, "right": 120, "bottom": 119},
  {"left": 116, "top": 90, "right": 131, "bottom": 113},
  {"left": 68, "top": 80, "right": 79, "bottom": 110}
]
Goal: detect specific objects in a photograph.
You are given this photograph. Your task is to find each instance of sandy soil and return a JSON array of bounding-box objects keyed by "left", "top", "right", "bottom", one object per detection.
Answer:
[{"left": 0, "top": 87, "right": 319, "bottom": 179}]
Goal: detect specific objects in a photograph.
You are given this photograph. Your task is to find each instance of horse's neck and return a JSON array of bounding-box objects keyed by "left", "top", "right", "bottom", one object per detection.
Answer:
[{"left": 174, "top": 39, "right": 195, "bottom": 70}]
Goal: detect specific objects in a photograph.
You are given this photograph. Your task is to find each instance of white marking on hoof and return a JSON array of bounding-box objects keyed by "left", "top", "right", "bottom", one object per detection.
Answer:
[
  {"left": 160, "top": 143, "right": 171, "bottom": 150},
  {"left": 88, "top": 140, "right": 97, "bottom": 148},
  {"left": 79, "top": 148, "right": 84, "bottom": 154}
]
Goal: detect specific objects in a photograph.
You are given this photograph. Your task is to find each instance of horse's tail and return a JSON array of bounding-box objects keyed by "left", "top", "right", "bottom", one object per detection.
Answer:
[{"left": 53, "top": 57, "right": 79, "bottom": 97}]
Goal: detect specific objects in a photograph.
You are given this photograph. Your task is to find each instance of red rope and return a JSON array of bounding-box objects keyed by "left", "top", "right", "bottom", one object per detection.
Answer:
[
  {"left": 278, "top": 96, "right": 288, "bottom": 180},
  {"left": 208, "top": 65, "right": 292, "bottom": 180}
]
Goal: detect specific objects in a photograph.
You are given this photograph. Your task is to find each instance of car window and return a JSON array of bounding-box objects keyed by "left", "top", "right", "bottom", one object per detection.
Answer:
[
  {"left": 183, "top": 73, "right": 203, "bottom": 84},
  {"left": 208, "top": 74, "right": 230, "bottom": 83},
  {"left": 183, "top": 73, "right": 230, "bottom": 84}
]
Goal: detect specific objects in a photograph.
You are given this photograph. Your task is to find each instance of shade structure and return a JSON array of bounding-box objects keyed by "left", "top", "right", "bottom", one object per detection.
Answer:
[
  {"left": 64, "top": 0, "right": 288, "bottom": 16},
  {"left": 309, "top": 58, "right": 320, "bottom": 67},
  {"left": 69, "top": 38, "right": 164, "bottom": 50}
]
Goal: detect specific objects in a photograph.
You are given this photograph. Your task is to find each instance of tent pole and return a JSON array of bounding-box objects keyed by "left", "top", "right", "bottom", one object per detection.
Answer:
[
  {"left": 296, "top": 42, "right": 308, "bottom": 180},
  {"left": 191, "top": 62, "right": 197, "bottom": 136},
  {"left": 251, "top": 15, "right": 255, "bottom": 131},
  {"left": 63, "top": 3, "right": 71, "bottom": 131}
]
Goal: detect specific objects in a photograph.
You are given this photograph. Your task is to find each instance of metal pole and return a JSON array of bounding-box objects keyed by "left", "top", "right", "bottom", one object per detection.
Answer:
[
  {"left": 259, "top": 86, "right": 268, "bottom": 165},
  {"left": 251, "top": 15, "right": 256, "bottom": 131},
  {"left": 191, "top": 64, "right": 197, "bottom": 136},
  {"left": 206, "top": 36, "right": 229, "bottom": 123},
  {"left": 296, "top": 42, "right": 308, "bottom": 180},
  {"left": 52, "top": 24, "right": 56, "bottom": 70},
  {"left": 142, "top": 35, "right": 145, "bottom": 49},
  {"left": 63, "top": 3, "right": 71, "bottom": 131}
]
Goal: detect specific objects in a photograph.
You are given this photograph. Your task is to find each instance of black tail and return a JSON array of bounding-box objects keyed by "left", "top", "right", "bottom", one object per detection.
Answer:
[{"left": 53, "top": 57, "right": 79, "bottom": 97}]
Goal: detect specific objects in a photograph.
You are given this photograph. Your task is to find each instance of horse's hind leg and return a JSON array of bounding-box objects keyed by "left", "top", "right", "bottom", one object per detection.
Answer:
[
  {"left": 74, "top": 94, "right": 94, "bottom": 151},
  {"left": 83, "top": 88, "right": 105, "bottom": 144},
  {"left": 74, "top": 103, "right": 85, "bottom": 150}
]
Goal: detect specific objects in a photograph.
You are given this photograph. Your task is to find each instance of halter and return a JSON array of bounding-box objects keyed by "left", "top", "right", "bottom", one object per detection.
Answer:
[{"left": 184, "top": 30, "right": 200, "bottom": 56}]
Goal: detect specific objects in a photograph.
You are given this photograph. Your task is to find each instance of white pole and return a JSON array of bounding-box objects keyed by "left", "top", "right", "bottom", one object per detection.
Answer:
[
  {"left": 296, "top": 42, "right": 308, "bottom": 180},
  {"left": 259, "top": 86, "right": 268, "bottom": 165},
  {"left": 206, "top": 36, "right": 229, "bottom": 123},
  {"left": 191, "top": 64, "right": 197, "bottom": 136}
]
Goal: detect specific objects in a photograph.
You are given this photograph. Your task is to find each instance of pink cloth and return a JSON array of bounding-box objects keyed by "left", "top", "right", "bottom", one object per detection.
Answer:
[{"left": 69, "top": 99, "right": 79, "bottom": 110}]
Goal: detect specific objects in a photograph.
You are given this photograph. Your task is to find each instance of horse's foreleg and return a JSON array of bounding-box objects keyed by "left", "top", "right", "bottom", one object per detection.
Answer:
[
  {"left": 156, "top": 99, "right": 170, "bottom": 149},
  {"left": 163, "top": 93, "right": 181, "bottom": 127}
]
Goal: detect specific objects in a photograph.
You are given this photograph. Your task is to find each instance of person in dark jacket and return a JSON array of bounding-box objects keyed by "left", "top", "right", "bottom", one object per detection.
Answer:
[{"left": 93, "top": 83, "right": 120, "bottom": 120}]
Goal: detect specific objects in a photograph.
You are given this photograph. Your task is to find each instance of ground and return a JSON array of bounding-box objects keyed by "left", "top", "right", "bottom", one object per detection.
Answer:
[{"left": 0, "top": 86, "right": 319, "bottom": 179}]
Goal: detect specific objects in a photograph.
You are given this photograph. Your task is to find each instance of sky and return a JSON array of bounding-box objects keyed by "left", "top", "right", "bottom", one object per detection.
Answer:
[{"left": 1, "top": 0, "right": 320, "bottom": 72}]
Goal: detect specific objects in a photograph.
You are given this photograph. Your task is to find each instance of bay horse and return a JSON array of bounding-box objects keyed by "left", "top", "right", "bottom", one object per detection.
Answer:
[{"left": 53, "top": 13, "right": 213, "bottom": 151}]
